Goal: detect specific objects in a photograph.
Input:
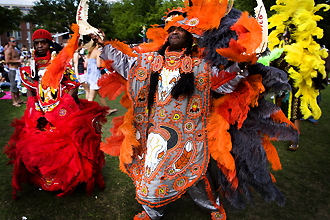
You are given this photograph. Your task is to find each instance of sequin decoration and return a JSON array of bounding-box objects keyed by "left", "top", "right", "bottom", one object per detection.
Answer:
[
  {"left": 131, "top": 164, "right": 140, "bottom": 179},
  {"left": 157, "top": 108, "right": 168, "bottom": 120},
  {"left": 193, "top": 58, "right": 201, "bottom": 67},
  {"left": 191, "top": 164, "right": 201, "bottom": 176},
  {"left": 136, "top": 87, "right": 148, "bottom": 106},
  {"left": 168, "top": 110, "right": 183, "bottom": 124},
  {"left": 145, "top": 53, "right": 154, "bottom": 64},
  {"left": 211, "top": 212, "right": 225, "bottom": 220},
  {"left": 185, "top": 18, "right": 199, "bottom": 26},
  {"left": 135, "top": 113, "right": 144, "bottom": 123}
]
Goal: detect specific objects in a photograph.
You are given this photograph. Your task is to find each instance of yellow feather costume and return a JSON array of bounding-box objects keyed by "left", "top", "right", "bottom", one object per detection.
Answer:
[{"left": 268, "top": 0, "right": 329, "bottom": 119}]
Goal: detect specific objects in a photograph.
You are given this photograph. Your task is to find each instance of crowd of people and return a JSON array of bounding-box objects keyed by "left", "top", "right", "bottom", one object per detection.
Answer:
[
  {"left": 2, "top": 0, "right": 329, "bottom": 219},
  {"left": 0, "top": 35, "right": 118, "bottom": 114}
]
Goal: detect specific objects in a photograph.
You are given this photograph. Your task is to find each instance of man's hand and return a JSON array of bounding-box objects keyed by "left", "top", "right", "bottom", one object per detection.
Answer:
[{"left": 89, "top": 29, "right": 107, "bottom": 46}]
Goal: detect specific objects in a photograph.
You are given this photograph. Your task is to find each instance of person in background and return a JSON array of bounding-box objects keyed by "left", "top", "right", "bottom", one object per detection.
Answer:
[
  {"left": 85, "top": 40, "right": 117, "bottom": 115},
  {"left": 73, "top": 39, "right": 89, "bottom": 97},
  {"left": 4, "top": 37, "right": 24, "bottom": 107}
]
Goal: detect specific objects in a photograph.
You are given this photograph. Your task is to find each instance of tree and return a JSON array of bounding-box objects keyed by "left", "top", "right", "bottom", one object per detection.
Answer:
[
  {"left": 0, "top": 6, "right": 22, "bottom": 35},
  {"left": 24, "top": 0, "right": 114, "bottom": 37},
  {"left": 110, "top": 0, "right": 183, "bottom": 43}
]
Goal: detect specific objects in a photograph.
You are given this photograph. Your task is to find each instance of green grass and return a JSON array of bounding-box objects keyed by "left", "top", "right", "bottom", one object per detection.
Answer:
[{"left": 0, "top": 88, "right": 329, "bottom": 220}]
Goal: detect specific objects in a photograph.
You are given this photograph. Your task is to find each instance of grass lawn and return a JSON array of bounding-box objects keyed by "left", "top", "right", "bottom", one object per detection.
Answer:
[{"left": 0, "top": 88, "right": 329, "bottom": 220}]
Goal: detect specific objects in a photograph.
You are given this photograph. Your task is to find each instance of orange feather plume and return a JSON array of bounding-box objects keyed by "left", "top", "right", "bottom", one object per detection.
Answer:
[
  {"left": 231, "top": 12, "right": 262, "bottom": 54},
  {"left": 262, "top": 136, "right": 282, "bottom": 171},
  {"left": 134, "top": 25, "right": 168, "bottom": 53},
  {"left": 98, "top": 71, "right": 126, "bottom": 101},
  {"left": 101, "top": 116, "right": 125, "bottom": 157},
  {"left": 104, "top": 39, "right": 138, "bottom": 58},
  {"left": 213, "top": 74, "right": 264, "bottom": 129},
  {"left": 271, "top": 109, "right": 298, "bottom": 130},
  {"left": 118, "top": 108, "right": 140, "bottom": 173},
  {"left": 185, "top": 0, "right": 227, "bottom": 31},
  {"left": 207, "top": 112, "right": 236, "bottom": 172},
  {"left": 41, "top": 24, "right": 79, "bottom": 89},
  {"left": 216, "top": 12, "right": 262, "bottom": 64}
]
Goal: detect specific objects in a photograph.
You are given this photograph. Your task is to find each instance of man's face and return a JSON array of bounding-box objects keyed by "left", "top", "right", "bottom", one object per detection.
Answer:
[
  {"left": 34, "top": 38, "right": 50, "bottom": 56},
  {"left": 9, "top": 38, "right": 17, "bottom": 47},
  {"left": 168, "top": 26, "right": 189, "bottom": 52}
]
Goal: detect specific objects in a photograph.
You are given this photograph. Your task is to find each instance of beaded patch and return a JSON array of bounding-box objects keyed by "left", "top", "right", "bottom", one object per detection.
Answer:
[
  {"left": 136, "top": 67, "right": 148, "bottom": 81},
  {"left": 173, "top": 176, "right": 189, "bottom": 191},
  {"left": 187, "top": 94, "right": 203, "bottom": 119},
  {"left": 152, "top": 55, "right": 163, "bottom": 72},
  {"left": 196, "top": 72, "right": 207, "bottom": 91},
  {"left": 59, "top": 108, "right": 67, "bottom": 116},
  {"left": 155, "top": 184, "right": 168, "bottom": 198},
  {"left": 181, "top": 56, "right": 193, "bottom": 73}
]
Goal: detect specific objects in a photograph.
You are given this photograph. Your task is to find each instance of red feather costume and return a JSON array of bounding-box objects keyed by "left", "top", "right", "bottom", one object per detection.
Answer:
[{"left": 4, "top": 25, "right": 108, "bottom": 199}]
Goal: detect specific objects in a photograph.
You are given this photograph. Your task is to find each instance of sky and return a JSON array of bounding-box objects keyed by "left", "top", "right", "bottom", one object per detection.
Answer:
[{"left": 0, "top": 0, "right": 116, "bottom": 5}]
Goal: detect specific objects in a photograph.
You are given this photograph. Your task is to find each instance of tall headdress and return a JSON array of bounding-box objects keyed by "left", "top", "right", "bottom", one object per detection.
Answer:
[{"left": 135, "top": 0, "right": 235, "bottom": 53}]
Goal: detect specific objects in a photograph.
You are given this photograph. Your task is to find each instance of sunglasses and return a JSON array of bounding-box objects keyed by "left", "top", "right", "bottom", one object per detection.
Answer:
[{"left": 9, "top": 40, "right": 17, "bottom": 42}]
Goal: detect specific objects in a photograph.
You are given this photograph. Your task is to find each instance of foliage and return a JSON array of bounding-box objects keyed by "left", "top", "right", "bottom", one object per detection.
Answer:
[
  {"left": 0, "top": 6, "right": 22, "bottom": 35},
  {"left": 110, "top": 0, "right": 183, "bottom": 43},
  {"left": 24, "top": 0, "right": 113, "bottom": 37}
]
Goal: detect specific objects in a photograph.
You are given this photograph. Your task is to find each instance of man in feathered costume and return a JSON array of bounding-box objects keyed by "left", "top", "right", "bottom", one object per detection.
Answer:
[
  {"left": 4, "top": 27, "right": 108, "bottom": 199},
  {"left": 91, "top": 0, "right": 299, "bottom": 219},
  {"left": 264, "top": 0, "right": 329, "bottom": 150}
]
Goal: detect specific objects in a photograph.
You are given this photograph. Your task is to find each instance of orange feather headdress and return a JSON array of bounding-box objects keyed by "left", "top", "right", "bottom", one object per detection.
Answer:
[{"left": 133, "top": 0, "right": 234, "bottom": 53}]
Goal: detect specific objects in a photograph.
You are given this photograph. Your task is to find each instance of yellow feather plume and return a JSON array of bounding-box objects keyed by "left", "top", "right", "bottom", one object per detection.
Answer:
[{"left": 268, "top": 0, "right": 330, "bottom": 120}]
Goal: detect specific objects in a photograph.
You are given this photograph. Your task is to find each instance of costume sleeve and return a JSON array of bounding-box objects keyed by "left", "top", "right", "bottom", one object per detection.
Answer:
[
  {"left": 211, "top": 62, "right": 248, "bottom": 94},
  {"left": 61, "top": 67, "right": 80, "bottom": 90},
  {"left": 100, "top": 44, "right": 137, "bottom": 80}
]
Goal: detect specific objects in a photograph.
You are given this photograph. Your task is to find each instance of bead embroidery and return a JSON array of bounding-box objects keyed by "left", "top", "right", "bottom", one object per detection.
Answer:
[
  {"left": 155, "top": 184, "right": 168, "bottom": 198},
  {"left": 152, "top": 55, "right": 163, "bottom": 72},
  {"left": 136, "top": 67, "right": 148, "bottom": 81},
  {"left": 187, "top": 94, "right": 203, "bottom": 119},
  {"left": 59, "top": 108, "right": 67, "bottom": 116},
  {"left": 173, "top": 176, "right": 188, "bottom": 191},
  {"left": 181, "top": 56, "right": 193, "bottom": 73}
]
